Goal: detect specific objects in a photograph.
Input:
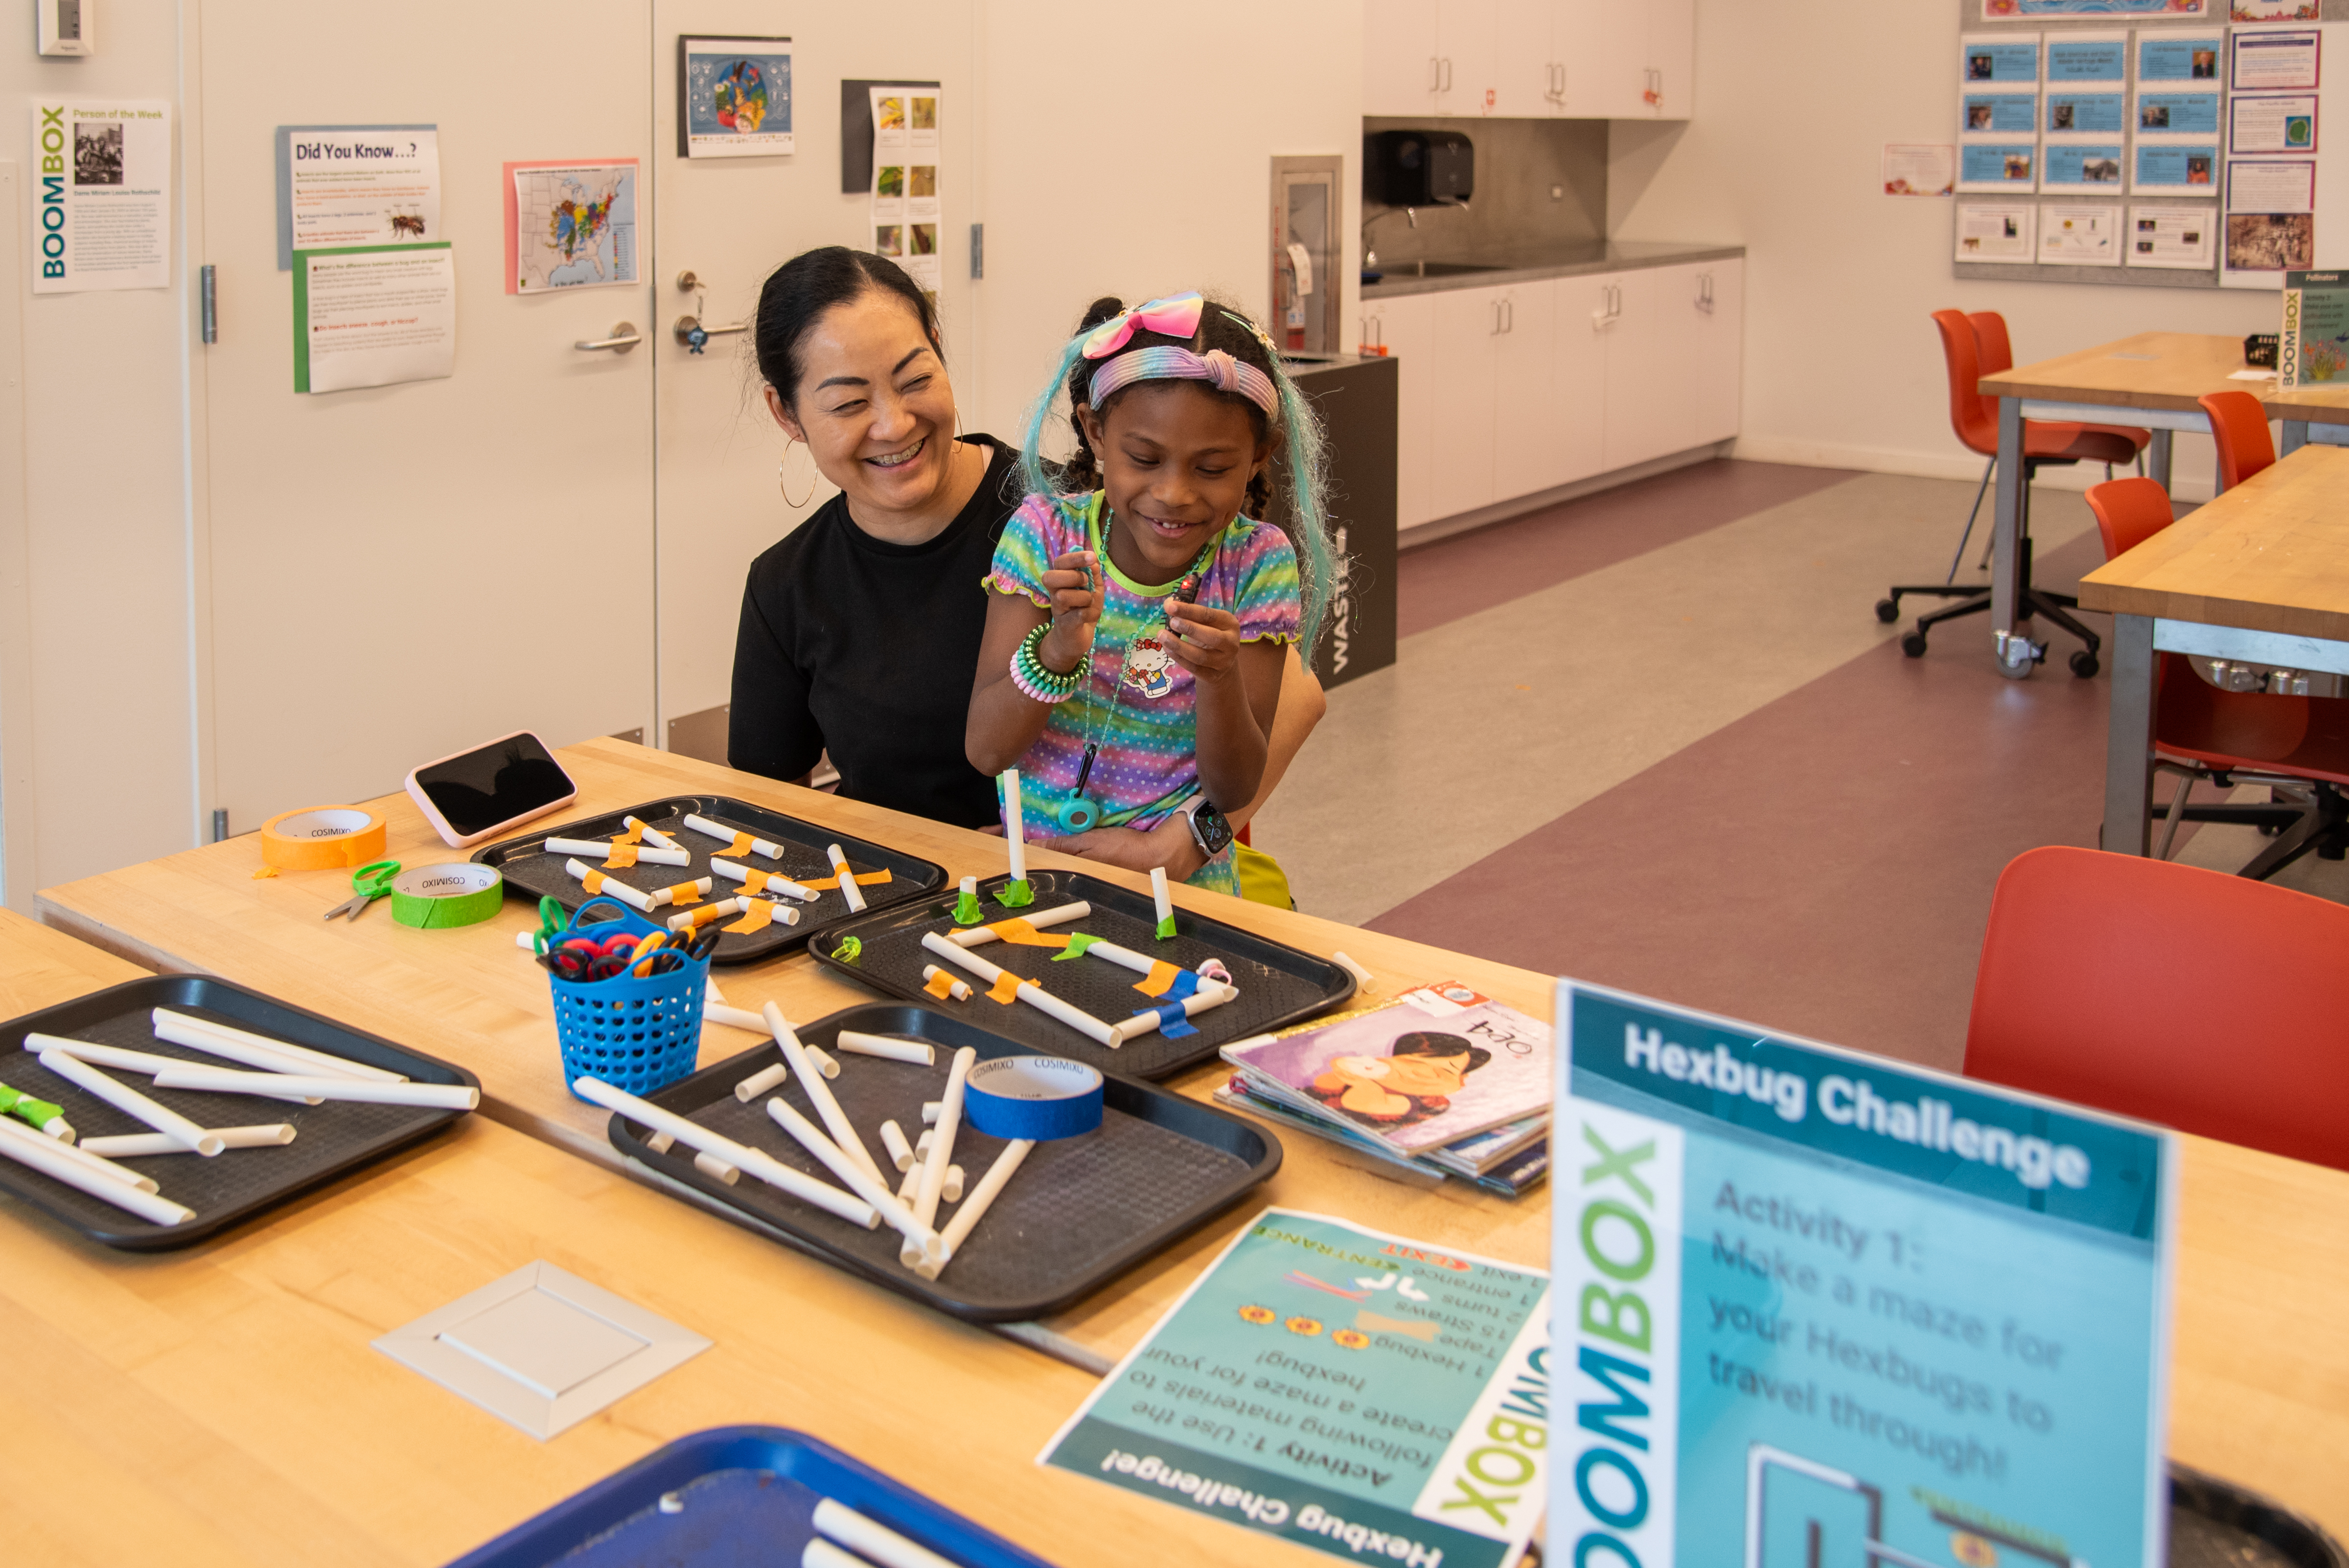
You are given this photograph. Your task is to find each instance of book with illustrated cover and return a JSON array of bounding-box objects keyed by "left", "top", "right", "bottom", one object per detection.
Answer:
[
  {"left": 1214, "top": 1079, "right": 1550, "bottom": 1199},
  {"left": 1221, "top": 982, "right": 1551, "bottom": 1155},
  {"left": 2281, "top": 269, "right": 2349, "bottom": 387}
]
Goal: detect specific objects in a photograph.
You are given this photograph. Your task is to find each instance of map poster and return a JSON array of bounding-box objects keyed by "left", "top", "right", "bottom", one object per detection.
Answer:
[
  {"left": 678, "top": 37, "right": 792, "bottom": 158},
  {"left": 502, "top": 160, "right": 638, "bottom": 294},
  {"left": 30, "top": 99, "right": 170, "bottom": 295},
  {"left": 273, "top": 125, "right": 438, "bottom": 271},
  {"left": 292, "top": 242, "right": 455, "bottom": 395},
  {"left": 1039, "top": 1209, "right": 1549, "bottom": 1568},
  {"left": 1553, "top": 981, "right": 2174, "bottom": 1568}
]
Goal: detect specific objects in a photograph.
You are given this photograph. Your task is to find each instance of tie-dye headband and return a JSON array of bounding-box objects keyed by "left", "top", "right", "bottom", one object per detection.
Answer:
[{"left": 1087, "top": 346, "right": 1277, "bottom": 415}]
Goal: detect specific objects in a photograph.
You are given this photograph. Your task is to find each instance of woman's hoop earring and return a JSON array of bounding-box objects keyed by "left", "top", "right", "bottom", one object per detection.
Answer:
[{"left": 778, "top": 438, "right": 818, "bottom": 509}]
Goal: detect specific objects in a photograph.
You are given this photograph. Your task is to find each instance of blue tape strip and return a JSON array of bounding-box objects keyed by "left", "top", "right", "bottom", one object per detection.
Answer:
[
  {"left": 1133, "top": 999, "right": 1197, "bottom": 1039},
  {"left": 1159, "top": 969, "right": 1202, "bottom": 1002}
]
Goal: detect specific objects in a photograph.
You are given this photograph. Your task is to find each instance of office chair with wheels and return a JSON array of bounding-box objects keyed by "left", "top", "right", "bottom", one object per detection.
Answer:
[
  {"left": 2086, "top": 476, "right": 2349, "bottom": 877},
  {"left": 1878, "top": 310, "right": 2150, "bottom": 677},
  {"left": 2196, "top": 389, "right": 2277, "bottom": 492},
  {"left": 1965, "top": 845, "right": 2349, "bottom": 1172}
]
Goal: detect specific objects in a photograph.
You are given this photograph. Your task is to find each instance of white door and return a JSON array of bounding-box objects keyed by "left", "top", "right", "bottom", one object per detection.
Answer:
[
  {"left": 1430, "top": 284, "right": 1501, "bottom": 517},
  {"left": 197, "top": 1, "right": 656, "bottom": 829},
  {"left": 1649, "top": 0, "right": 1695, "bottom": 120},
  {"left": 1685, "top": 258, "right": 1743, "bottom": 447},
  {"left": 1549, "top": 275, "right": 1608, "bottom": 487},
  {"left": 1569, "top": 0, "right": 1653, "bottom": 118},
  {"left": 1492, "top": 0, "right": 1560, "bottom": 117},
  {"left": 1368, "top": 293, "right": 1439, "bottom": 530},
  {"left": 1434, "top": 0, "right": 1500, "bottom": 115},
  {"left": 1491, "top": 281, "right": 1558, "bottom": 498},
  {"left": 1601, "top": 264, "right": 1687, "bottom": 472},
  {"left": 649, "top": 3, "right": 972, "bottom": 758},
  {"left": 1365, "top": 0, "right": 1442, "bottom": 115}
]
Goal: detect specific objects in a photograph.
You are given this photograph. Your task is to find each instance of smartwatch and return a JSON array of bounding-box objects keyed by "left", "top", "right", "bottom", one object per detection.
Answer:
[{"left": 1180, "top": 795, "right": 1235, "bottom": 858}]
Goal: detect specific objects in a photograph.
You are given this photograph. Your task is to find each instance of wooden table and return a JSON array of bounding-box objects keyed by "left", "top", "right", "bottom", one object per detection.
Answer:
[
  {"left": 1977, "top": 331, "right": 2349, "bottom": 681},
  {"left": 6, "top": 908, "right": 2348, "bottom": 1550},
  {"left": 0, "top": 908, "right": 1344, "bottom": 1567},
  {"left": 38, "top": 739, "right": 1552, "bottom": 1373},
  {"left": 2078, "top": 443, "right": 2349, "bottom": 856}
]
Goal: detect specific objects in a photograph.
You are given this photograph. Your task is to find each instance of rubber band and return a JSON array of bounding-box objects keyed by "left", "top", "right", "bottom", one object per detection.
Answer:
[
  {"left": 1130, "top": 999, "right": 1198, "bottom": 1038},
  {"left": 832, "top": 936, "right": 862, "bottom": 965},
  {"left": 986, "top": 970, "right": 1023, "bottom": 1005},
  {"left": 1052, "top": 932, "right": 1105, "bottom": 963}
]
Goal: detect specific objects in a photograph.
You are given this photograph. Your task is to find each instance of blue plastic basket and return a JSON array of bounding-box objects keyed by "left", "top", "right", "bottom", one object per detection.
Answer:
[{"left": 550, "top": 898, "right": 709, "bottom": 1099}]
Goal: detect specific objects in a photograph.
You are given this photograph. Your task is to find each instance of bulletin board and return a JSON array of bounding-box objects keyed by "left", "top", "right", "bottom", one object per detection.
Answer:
[{"left": 1948, "top": 0, "right": 2327, "bottom": 290}]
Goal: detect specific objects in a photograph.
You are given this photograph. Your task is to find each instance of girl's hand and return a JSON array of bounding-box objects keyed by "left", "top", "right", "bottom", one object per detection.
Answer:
[
  {"left": 1037, "top": 549, "right": 1103, "bottom": 673},
  {"left": 1162, "top": 600, "right": 1243, "bottom": 682},
  {"left": 1042, "top": 816, "right": 1208, "bottom": 882}
]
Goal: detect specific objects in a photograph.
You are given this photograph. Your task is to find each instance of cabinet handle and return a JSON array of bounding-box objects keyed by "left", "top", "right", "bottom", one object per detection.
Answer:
[
  {"left": 1440, "top": 57, "right": 1453, "bottom": 92},
  {"left": 1695, "top": 273, "right": 1714, "bottom": 314},
  {"left": 1503, "top": 299, "right": 1515, "bottom": 333},
  {"left": 1429, "top": 57, "right": 1441, "bottom": 92}
]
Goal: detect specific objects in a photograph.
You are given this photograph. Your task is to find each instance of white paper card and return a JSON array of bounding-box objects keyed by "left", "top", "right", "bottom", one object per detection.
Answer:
[
  {"left": 1956, "top": 201, "right": 2038, "bottom": 260},
  {"left": 2127, "top": 204, "right": 2218, "bottom": 268},
  {"left": 2041, "top": 203, "right": 2124, "bottom": 265},
  {"left": 29, "top": 99, "right": 170, "bottom": 294}
]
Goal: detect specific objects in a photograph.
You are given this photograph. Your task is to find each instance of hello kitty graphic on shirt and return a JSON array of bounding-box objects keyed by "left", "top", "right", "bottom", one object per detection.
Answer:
[{"left": 1123, "top": 634, "right": 1177, "bottom": 700}]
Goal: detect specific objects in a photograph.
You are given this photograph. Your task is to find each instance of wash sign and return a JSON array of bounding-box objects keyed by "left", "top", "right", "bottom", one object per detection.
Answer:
[{"left": 1552, "top": 981, "right": 2172, "bottom": 1568}]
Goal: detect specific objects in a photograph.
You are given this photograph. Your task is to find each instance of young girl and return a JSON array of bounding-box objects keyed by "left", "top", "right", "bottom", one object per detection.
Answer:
[{"left": 966, "top": 291, "right": 1339, "bottom": 895}]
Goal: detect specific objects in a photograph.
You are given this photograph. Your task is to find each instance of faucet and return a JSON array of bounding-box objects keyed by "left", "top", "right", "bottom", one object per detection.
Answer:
[{"left": 1361, "top": 201, "right": 1467, "bottom": 271}]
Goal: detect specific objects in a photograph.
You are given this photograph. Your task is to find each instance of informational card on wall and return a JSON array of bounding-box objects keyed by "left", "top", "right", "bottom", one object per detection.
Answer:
[
  {"left": 1961, "top": 90, "right": 2039, "bottom": 134},
  {"left": 1961, "top": 32, "right": 2043, "bottom": 84},
  {"left": 869, "top": 85, "right": 942, "bottom": 297},
  {"left": 1955, "top": 201, "right": 2037, "bottom": 259},
  {"left": 2044, "top": 141, "right": 2127, "bottom": 189},
  {"left": 2231, "top": 27, "right": 2322, "bottom": 90},
  {"left": 2135, "top": 89, "right": 2222, "bottom": 136},
  {"left": 2133, "top": 139, "right": 2221, "bottom": 190},
  {"left": 29, "top": 99, "right": 170, "bottom": 294},
  {"left": 1041, "top": 1210, "right": 1548, "bottom": 1568},
  {"left": 2280, "top": 268, "right": 2349, "bottom": 383},
  {"left": 2128, "top": 203, "right": 2219, "bottom": 267},
  {"left": 2230, "top": 92, "right": 2318, "bottom": 151},
  {"left": 292, "top": 242, "right": 456, "bottom": 394},
  {"left": 1958, "top": 142, "right": 2039, "bottom": 191},
  {"left": 503, "top": 160, "right": 638, "bottom": 294},
  {"left": 273, "top": 125, "right": 439, "bottom": 270},
  {"left": 2041, "top": 202, "right": 2124, "bottom": 262},
  {"left": 2046, "top": 30, "right": 2127, "bottom": 81},
  {"left": 2232, "top": 0, "right": 2320, "bottom": 18},
  {"left": 2225, "top": 157, "right": 2318, "bottom": 281},
  {"left": 2046, "top": 88, "right": 2125, "bottom": 134},
  {"left": 1552, "top": 982, "right": 2174, "bottom": 1568},
  {"left": 2138, "top": 28, "right": 2227, "bottom": 83},
  {"left": 678, "top": 37, "right": 793, "bottom": 158},
  {"left": 1884, "top": 144, "right": 1956, "bottom": 196}
]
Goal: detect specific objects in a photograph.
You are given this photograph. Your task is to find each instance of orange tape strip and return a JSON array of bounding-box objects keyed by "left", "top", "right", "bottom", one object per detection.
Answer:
[
  {"left": 802, "top": 873, "right": 842, "bottom": 890},
  {"left": 725, "top": 900, "right": 776, "bottom": 935},
  {"left": 613, "top": 820, "right": 645, "bottom": 846},
  {"left": 854, "top": 869, "right": 893, "bottom": 886},
  {"left": 583, "top": 870, "right": 608, "bottom": 894},
  {"left": 986, "top": 971, "right": 1023, "bottom": 1005},
  {"left": 258, "top": 806, "right": 389, "bottom": 871},
  {"left": 987, "top": 918, "right": 1070, "bottom": 950},
  {"left": 664, "top": 881, "right": 705, "bottom": 906},
  {"left": 725, "top": 831, "right": 759, "bottom": 858},
  {"left": 602, "top": 844, "right": 643, "bottom": 869},
  {"left": 925, "top": 969, "right": 961, "bottom": 1000},
  {"left": 1135, "top": 961, "right": 1182, "bottom": 998}
]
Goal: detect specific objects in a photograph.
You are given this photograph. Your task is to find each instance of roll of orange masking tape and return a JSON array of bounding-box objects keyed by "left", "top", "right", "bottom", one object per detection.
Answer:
[{"left": 258, "top": 806, "right": 390, "bottom": 870}]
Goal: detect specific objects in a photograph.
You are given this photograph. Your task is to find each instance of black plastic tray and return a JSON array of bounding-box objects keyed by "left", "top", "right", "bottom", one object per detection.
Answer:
[
  {"left": 2171, "top": 1462, "right": 2348, "bottom": 1568},
  {"left": 606, "top": 1002, "right": 1281, "bottom": 1322},
  {"left": 472, "top": 795, "right": 946, "bottom": 966},
  {"left": 807, "top": 870, "right": 1355, "bottom": 1080},
  {"left": 447, "top": 1424, "right": 1056, "bottom": 1568},
  {"left": 0, "top": 975, "right": 478, "bottom": 1250}
]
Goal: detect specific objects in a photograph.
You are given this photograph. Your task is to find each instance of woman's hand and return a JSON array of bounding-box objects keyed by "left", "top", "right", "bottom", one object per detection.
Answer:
[
  {"left": 1162, "top": 600, "right": 1243, "bottom": 683},
  {"left": 1037, "top": 549, "right": 1103, "bottom": 674},
  {"left": 1041, "top": 813, "right": 1207, "bottom": 882}
]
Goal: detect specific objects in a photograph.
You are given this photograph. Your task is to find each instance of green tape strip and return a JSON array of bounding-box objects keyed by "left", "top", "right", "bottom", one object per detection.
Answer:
[
  {"left": 389, "top": 863, "right": 505, "bottom": 929},
  {"left": 995, "top": 878, "right": 1036, "bottom": 909},
  {"left": 1053, "top": 932, "right": 1104, "bottom": 963},
  {"left": 1155, "top": 916, "right": 1177, "bottom": 941}
]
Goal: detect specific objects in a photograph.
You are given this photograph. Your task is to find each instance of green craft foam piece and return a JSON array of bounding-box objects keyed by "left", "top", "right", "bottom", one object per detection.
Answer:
[
  {"left": 1155, "top": 916, "right": 1177, "bottom": 941},
  {"left": 995, "top": 878, "right": 1036, "bottom": 909},
  {"left": 1053, "top": 931, "right": 1104, "bottom": 962}
]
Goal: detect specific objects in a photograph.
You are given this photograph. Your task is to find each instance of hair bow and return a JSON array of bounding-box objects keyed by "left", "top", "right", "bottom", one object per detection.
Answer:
[{"left": 1080, "top": 292, "right": 1205, "bottom": 360}]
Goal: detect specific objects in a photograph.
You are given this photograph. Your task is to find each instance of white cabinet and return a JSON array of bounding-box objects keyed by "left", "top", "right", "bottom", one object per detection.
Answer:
[
  {"left": 1685, "top": 258, "right": 1744, "bottom": 448},
  {"left": 1363, "top": 293, "right": 1438, "bottom": 530},
  {"left": 1431, "top": 286, "right": 1503, "bottom": 514},
  {"left": 1365, "top": 0, "right": 1442, "bottom": 115},
  {"left": 1598, "top": 259, "right": 1737, "bottom": 471},
  {"left": 1366, "top": 0, "right": 1690, "bottom": 119},
  {"left": 1434, "top": 0, "right": 1499, "bottom": 115}
]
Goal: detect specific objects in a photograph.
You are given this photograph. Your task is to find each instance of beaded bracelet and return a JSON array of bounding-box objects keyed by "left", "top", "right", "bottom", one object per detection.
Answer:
[{"left": 1010, "top": 622, "right": 1086, "bottom": 704}]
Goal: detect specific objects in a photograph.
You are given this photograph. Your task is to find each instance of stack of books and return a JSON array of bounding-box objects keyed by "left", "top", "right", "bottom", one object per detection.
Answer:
[{"left": 1215, "top": 981, "right": 1550, "bottom": 1198}]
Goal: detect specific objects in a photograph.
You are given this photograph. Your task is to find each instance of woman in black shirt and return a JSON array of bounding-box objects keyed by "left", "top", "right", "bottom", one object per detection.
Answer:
[{"left": 730, "top": 248, "right": 1321, "bottom": 885}]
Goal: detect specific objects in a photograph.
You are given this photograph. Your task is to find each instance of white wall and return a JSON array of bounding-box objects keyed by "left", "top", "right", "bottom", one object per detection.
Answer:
[
  {"left": 1, "top": 0, "right": 196, "bottom": 906},
  {"left": 969, "top": 0, "right": 1364, "bottom": 446},
  {"left": 1608, "top": 0, "right": 2278, "bottom": 499}
]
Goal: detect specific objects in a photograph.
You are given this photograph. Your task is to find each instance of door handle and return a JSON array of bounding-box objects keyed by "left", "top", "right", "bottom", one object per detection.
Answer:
[
  {"left": 575, "top": 323, "right": 642, "bottom": 353},
  {"left": 674, "top": 315, "right": 748, "bottom": 353}
]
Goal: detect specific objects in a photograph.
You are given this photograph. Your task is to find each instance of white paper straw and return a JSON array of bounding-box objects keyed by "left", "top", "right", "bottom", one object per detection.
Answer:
[
  {"left": 814, "top": 1496, "right": 965, "bottom": 1568},
  {"left": 825, "top": 843, "right": 868, "bottom": 912},
  {"left": 684, "top": 814, "right": 782, "bottom": 859},
  {"left": 921, "top": 964, "right": 972, "bottom": 1002},
  {"left": 692, "top": 1151, "right": 740, "bottom": 1185},
  {"left": 1002, "top": 770, "right": 1028, "bottom": 881},
  {"left": 803, "top": 1044, "right": 840, "bottom": 1079},
  {"left": 921, "top": 1101, "right": 942, "bottom": 1125},
  {"left": 567, "top": 859, "right": 653, "bottom": 911},
  {"left": 918, "top": 932, "right": 1120, "bottom": 1047},
  {"left": 81, "top": 1125, "right": 295, "bottom": 1156},
  {"left": 944, "top": 1164, "right": 966, "bottom": 1203},
  {"left": 918, "top": 1139, "right": 1034, "bottom": 1280},
  {"left": 895, "top": 1160, "right": 922, "bottom": 1202},
  {"left": 762, "top": 1003, "right": 884, "bottom": 1186},
  {"left": 0, "top": 1124, "right": 194, "bottom": 1225},
  {"left": 149, "top": 1067, "right": 478, "bottom": 1111},
  {"left": 879, "top": 1119, "right": 915, "bottom": 1172},
  {"left": 733, "top": 1060, "right": 790, "bottom": 1103},
  {"left": 710, "top": 859, "right": 820, "bottom": 902},
  {"left": 571, "top": 1075, "right": 877, "bottom": 1228},
  {"left": 625, "top": 815, "right": 682, "bottom": 851},
  {"left": 516, "top": 929, "right": 539, "bottom": 950},
  {"left": 907, "top": 1047, "right": 974, "bottom": 1266},
  {"left": 765, "top": 1099, "right": 940, "bottom": 1261},
  {"left": 39, "top": 1051, "right": 225, "bottom": 1156},
  {"left": 1111, "top": 980, "right": 1241, "bottom": 1046},
  {"left": 0, "top": 1115, "right": 158, "bottom": 1190},
  {"left": 547, "top": 836, "right": 690, "bottom": 865},
  {"left": 704, "top": 975, "right": 728, "bottom": 1006},
  {"left": 151, "top": 1009, "right": 407, "bottom": 1083},
  {"left": 804, "top": 1538, "right": 876, "bottom": 1568},
  {"left": 1331, "top": 950, "right": 1375, "bottom": 988},
  {"left": 946, "top": 902, "right": 1091, "bottom": 947},
  {"left": 706, "top": 1002, "right": 769, "bottom": 1033},
  {"left": 833, "top": 1031, "right": 935, "bottom": 1066},
  {"left": 1151, "top": 866, "right": 1173, "bottom": 928},
  {"left": 668, "top": 897, "right": 745, "bottom": 932}
]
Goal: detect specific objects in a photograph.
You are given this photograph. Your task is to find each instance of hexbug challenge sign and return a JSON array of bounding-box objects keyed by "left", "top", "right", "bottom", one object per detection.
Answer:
[
  {"left": 1042, "top": 1209, "right": 1550, "bottom": 1568},
  {"left": 1554, "top": 981, "right": 2174, "bottom": 1568}
]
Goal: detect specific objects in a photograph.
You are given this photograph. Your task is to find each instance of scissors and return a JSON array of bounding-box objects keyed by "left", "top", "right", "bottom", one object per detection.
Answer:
[
  {"left": 530, "top": 896, "right": 569, "bottom": 956},
  {"left": 324, "top": 859, "right": 401, "bottom": 922}
]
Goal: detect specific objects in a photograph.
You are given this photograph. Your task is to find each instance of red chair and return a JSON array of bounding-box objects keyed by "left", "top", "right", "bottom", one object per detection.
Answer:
[
  {"left": 1965, "top": 846, "right": 2349, "bottom": 1172},
  {"left": 2197, "top": 389, "right": 2277, "bottom": 492},
  {"left": 2085, "top": 476, "right": 2349, "bottom": 875},
  {"left": 1878, "top": 311, "right": 2152, "bottom": 678}
]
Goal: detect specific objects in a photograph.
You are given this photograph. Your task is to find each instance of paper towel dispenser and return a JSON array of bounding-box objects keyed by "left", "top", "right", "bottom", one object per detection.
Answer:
[{"left": 1366, "top": 130, "right": 1473, "bottom": 209}]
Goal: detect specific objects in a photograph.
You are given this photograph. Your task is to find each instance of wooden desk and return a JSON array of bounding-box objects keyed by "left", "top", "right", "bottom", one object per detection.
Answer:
[
  {"left": 1975, "top": 331, "right": 2349, "bottom": 681},
  {"left": 2077, "top": 444, "right": 2349, "bottom": 853},
  {"left": 38, "top": 739, "right": 1552, "bottom": 1372}
]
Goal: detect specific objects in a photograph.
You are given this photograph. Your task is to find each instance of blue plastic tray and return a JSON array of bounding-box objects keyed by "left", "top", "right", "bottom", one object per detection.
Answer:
[{"left": 445, "top": 1424, "right": 1057, "bottom": 1568}]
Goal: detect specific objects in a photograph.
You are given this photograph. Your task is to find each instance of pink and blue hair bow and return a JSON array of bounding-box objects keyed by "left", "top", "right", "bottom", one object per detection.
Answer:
[{"left": 1081, "top": 291, "right": 1278, "bottom": 415}]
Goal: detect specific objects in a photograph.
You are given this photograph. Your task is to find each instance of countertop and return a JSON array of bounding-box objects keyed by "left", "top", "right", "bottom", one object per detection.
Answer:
[{"left": 1361, "top": 238, "right": 1744, "bottom": 299}]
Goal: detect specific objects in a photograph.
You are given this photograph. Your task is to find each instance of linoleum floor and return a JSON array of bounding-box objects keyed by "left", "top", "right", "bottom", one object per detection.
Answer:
[{"left": 1253, "top": 458, "right": 2349, "bottom": 1074}]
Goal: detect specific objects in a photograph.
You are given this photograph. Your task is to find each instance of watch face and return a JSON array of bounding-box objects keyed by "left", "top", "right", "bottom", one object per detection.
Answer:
[{"left": 1193, "top": 802, "right": 1235, "bottom": 855}]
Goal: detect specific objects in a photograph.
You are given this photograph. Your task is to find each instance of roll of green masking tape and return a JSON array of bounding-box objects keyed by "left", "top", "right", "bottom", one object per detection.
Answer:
[{"left": 389, "top": 863, "right": 505, "bottom": 929}]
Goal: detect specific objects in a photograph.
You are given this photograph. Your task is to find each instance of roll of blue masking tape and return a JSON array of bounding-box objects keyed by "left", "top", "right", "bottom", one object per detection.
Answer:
[{"left": 962, "top": 1055, "right": 1105, "bottom": 1140}]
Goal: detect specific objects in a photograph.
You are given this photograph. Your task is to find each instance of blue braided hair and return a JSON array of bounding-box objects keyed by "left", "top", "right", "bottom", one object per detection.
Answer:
[{"left": 1014, "top": 294, "right": 1343, "bottom": 657}]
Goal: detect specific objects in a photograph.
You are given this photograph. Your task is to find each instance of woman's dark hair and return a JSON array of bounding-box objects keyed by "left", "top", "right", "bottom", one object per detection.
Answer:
[
  {"left": 753, "top": 246, "right": 940, "bottom": 409},
  {"left": 1390, "top": 1032, "right": 1493, "bottom": 1076},
  {"left": 1054, "top": 294, "right": 1281, "bottom": 515}
]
